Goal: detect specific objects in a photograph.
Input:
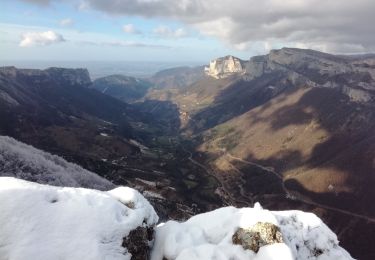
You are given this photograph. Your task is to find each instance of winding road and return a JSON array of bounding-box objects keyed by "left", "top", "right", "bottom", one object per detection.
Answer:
[{"left": 225, "top": 151, "right": 375, "bottom": 223}]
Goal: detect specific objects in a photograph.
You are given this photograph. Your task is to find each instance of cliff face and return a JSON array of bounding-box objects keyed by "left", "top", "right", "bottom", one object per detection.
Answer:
[
  {"left": 45, "top": 67, "right": 91, "bottom": 87},
  {"left": 0, "top": 66, "right": 91, "bottom": 88},
  {"left": 205, "top": 55, "right": 246, "bottom": 78}
]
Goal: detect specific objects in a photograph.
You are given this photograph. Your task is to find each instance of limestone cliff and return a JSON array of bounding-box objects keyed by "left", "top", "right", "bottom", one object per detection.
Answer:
[{"left": 205, "top": 55, "right": 246, "bottom": 78}]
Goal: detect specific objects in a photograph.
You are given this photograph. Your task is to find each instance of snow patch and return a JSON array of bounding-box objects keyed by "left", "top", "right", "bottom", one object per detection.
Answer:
[{"left": 0, "top": 177, "right": 158, "bottom": 260}]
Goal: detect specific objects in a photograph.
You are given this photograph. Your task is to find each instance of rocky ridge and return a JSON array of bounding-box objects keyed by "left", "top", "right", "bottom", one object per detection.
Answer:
[{"left": 205, "top": 48, "right": 375, "bottom": 102}]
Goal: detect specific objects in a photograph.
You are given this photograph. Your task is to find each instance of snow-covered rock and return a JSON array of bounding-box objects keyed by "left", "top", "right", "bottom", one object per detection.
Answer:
[
  {"left": 0, "top": 177, "right": 159, "bottom": 260},
  {"left": 151, "top": 203, "right": 353, "bottom": 260},
  {"left": 0, "top": 135, "right": 114, "bottom": 190}
]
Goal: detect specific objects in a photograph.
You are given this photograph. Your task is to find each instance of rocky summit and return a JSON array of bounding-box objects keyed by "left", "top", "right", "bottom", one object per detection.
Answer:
[{"left": 205, "top": 55, "right": 246, "bottom": 78}]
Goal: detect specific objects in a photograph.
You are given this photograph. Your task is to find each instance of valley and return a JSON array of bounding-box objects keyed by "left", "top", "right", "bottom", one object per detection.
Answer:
[{"left": 1, "top": 47, "right": 375, "bottom": 259}]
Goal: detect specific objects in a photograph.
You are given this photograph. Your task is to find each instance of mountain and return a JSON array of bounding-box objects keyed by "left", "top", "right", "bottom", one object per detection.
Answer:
[
  {"left": 193, "top": 48, "right": 375, "bottom": 216},
  {"left": 91, "top": 74, "right": 152, "bottom": 103},
  {"left": 174, "top": 48, "right": 375, "bottom": 132}
]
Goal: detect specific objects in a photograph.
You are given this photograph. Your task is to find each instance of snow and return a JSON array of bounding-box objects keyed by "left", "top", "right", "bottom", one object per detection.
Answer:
[
  {"left": 143, "top": 190, "right": 165, "bottom": 200},
  {"left": 151, "top": 203, "right": 353, "bottom": 260},
  {"left": 0, "top": 135, "right": 114, "bottom": 190},
  {"left": 0, "top": 177, "right": 159, "bottom": 260}
]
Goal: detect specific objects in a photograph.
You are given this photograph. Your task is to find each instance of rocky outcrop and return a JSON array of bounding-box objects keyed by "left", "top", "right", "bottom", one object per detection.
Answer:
[
  {"left": 123, "top": 226, "right": 155, "bottom": 260},
  {"left": 232, "top": 222, "right": 283, "bottom": 252},
  {"left": 205, "top": 55, "right": 245, "bottom": 78}
]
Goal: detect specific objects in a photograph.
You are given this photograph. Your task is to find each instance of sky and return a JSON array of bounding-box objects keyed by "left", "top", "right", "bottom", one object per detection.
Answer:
[{"left": 1, "top": 0, "right": 375, "bottom": 63}]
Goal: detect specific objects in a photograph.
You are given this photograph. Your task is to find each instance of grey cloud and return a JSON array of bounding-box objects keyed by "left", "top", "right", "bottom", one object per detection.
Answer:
[{"left": 84, "top": 0, "right": 375, "bottom": 53}]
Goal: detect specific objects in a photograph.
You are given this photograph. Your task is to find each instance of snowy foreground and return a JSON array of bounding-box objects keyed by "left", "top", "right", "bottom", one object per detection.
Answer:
[{"left": 0, "top": 178, "right": 353, "bottom": 260}]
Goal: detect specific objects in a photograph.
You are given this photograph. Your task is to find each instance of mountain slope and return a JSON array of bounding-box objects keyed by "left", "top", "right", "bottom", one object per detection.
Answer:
[
  {"left": 200, "top": 85, "right": 375, "bottom": 215},
  {"left": 149, "top": 66, "right": 205, "bottom": 89},
  {"left": 0, "top": 136, "right": 114, "bottom": 190},
  {"left": 0, "top": 66, "right": 148, "bottom": 165}
]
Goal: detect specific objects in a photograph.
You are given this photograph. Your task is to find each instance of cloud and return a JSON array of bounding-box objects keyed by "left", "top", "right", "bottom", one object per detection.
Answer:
[
  {"left": 122, "top": 24, "right": 141, "bottom": 34},
  {"left": 59, "top": 18, "right": 74, "bottom": 27},
  {"left": 19, "top": 31, "right": 65, "bottom": 47},
  {"left": 153, "top": 26, "right": 187, "bottom": 38},
  {"left": 84, "top": 0, "right": 375, "bottom": 53},
  {"left": 19, "top": 0, "right": 51, "bottom": 5}
]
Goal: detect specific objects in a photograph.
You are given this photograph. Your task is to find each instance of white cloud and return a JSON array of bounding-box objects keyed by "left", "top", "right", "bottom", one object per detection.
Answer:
[
  {"left": 76, "top": 39, "right": 170, "bottom": 49},
  {"left": 122, "top": 24, "right": 141, "bottom": 34},
  {"left": 19, "top": 31, "right": 65, "bottom": 47},
  {"left": 153, "top": 26, "right": 187, "bottom": 38},
  {"left": 84, "top": 0, "right": 375, "bottom": 53},
  {"left": 59, "top": 18, "right": 74, "bottom": 27},
  {"left": 100, "top": 40, "right": 170, "bottom": 49}
]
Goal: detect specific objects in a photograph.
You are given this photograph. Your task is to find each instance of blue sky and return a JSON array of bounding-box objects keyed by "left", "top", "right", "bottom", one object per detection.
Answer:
[
  {"left": 1, "top": 0, "right": 374, "bottom": 63},
  {"left": 0, "top": 1, "right": 258, "bottom": 62}
]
